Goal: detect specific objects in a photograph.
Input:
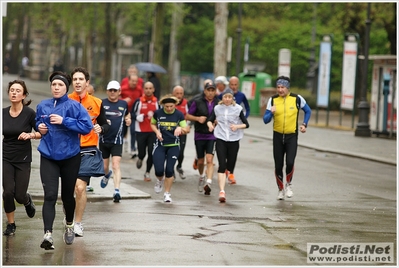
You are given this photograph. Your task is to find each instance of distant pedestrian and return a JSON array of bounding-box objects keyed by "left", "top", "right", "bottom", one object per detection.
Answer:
[
  {"left": 20, "top": 56, "right": 29, "bottom": 77},
  {"left": 147, "top": 72, "right": 161, "bottom": 100},
  {"left": 172, "top": 85, "right": 190, "bottom": 180},
  {"left": 99, "top": 80, "right": 131, "bottom": 202},
  {"left": 215, "top": 76, "right": 229, "bottom": 95},
  {"left": 207, "top": 88, "right": 249, "bottom": 202},
  {"left": 86, "top": 84, "right": 95, "bottom": 96},
  {"left": 3, "top": 80, "right": 40, "bottom": 236},
  {"left": 52, "top": 59, "right": 65, "bottom": 72},
  {"left": 120, "top": 64, "right": 144, "bottom": 90},
  {"left": 186, "top": 82, "right": 218, "bottom": 195},
  {"left": 69, "top": 67, "right": 110, "bottom": 237},
  {"left": 132, "top": 81, "right": 159, "bottom": 181},
  {"left": 151, "top": 94, "right": 189, "bottom": 203},
  {"left": 3, "top": 53, "right": 11, "bottom": 74},
  {"left": 263, "top": 76, "right": 311, "bottom": 200},
  {"left": 35, "top": 71, "right": 92, "bottom": 249}
]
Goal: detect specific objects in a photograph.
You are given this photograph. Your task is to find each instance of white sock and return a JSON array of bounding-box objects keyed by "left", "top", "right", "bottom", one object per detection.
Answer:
[{"left": 206, "top": 179, "right": 212, "bottom": 184}]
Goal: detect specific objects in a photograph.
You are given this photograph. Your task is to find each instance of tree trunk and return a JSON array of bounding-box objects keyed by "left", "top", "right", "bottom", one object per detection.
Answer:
[
  {"left": 103, "top": 2, "right": 112, "bottom": 84},
  {"left": 10, "top": 5, "right": 24, "bottom": 74},
  {"left": 168, "top": 3, "right": 183, "bottom": 90},
  {"left": 214, "top": 3, "right": 229, "bottom": 77},
  {"left": 152, "top": 3, "right": 165, "bottom": 65},
  {"left": 150, "top": 3, "right": 165, "bottom": 96}
]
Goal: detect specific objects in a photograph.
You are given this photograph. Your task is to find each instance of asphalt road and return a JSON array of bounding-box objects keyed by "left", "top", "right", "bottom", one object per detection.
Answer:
[
  {"left": 3, "top": 134, "right": 396, "bottom": 266},
  {"left": 2, "top": 73, "right": 396, "bottom": 266}
]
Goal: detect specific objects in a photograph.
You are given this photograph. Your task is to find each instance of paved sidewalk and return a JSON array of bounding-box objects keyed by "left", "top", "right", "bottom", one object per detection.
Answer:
[{"left": 3, "top": 74, "right": 396, "bottom": 202}]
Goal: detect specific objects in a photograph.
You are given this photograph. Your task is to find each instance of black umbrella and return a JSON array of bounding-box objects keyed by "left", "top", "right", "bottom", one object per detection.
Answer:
[{"left": 135, "top": 62, "right": 167, "bottom": 74}]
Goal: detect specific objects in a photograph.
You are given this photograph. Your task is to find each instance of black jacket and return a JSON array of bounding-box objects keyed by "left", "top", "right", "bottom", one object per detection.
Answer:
[{"left": 191, "top": 94, "right": 218, "bottom": 134}]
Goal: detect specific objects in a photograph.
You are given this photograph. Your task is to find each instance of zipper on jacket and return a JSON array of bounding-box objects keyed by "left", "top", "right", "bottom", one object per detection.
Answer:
[{"left": 282, "top": 97, "right": 286, "bottom": 144}]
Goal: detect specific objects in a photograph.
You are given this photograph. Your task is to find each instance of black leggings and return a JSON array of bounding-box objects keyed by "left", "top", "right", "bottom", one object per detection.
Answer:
[
  {"left": 176, "top": 134, "right": 187, "bottom": 169},
  {"left": 273, "top": 132, "right": 298, "bottom": 190},
  {"left": 3, "top": 161, "right": 31, "bottom": 213},
  {"left": 215, "top": 139, "right": 240, "bottom": 174},
  {"left": 136, "top": 132, "right": 155, "bottom": 173},
  {"left": 40, "top": 154, "right": 81, "bottom": 233}
]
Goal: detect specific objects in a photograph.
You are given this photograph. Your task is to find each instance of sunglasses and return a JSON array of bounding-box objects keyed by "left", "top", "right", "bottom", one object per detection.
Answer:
[{"left": 108, "top": 89, "right": 119, "bottom": 92}]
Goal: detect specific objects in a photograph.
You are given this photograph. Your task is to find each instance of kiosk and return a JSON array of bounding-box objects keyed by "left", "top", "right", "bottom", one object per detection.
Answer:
[{"left": 369, "top": 55, "right": 396, "bottom": 137}]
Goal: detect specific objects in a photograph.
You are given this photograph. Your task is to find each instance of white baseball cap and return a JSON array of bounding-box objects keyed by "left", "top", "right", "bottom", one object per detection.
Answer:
[{"left": 106, "top": 80, "right": 120, "bottom": 90}]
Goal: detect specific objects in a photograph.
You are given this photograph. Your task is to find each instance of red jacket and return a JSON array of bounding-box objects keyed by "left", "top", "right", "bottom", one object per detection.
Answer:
[
  {"left": 133, "top": 95, "right": 159, "bottom": 132},
  {"left": 175, "top": 98, "right": 189, "bottom": 117},
  {"left": 120, "top": 78, "right": 144, "bottom": 112}
]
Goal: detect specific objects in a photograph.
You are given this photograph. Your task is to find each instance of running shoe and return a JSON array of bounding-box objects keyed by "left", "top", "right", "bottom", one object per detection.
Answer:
[
  {"left": 74, "top": 222, "right": 84, "bottom": 237},
  {"left": 204, "top": 183, "right": 211, "bottom": 195},
  {"left": 154, "top": 179, "right": 164, "bottom": 194},
  {"left": 113, "top": 192, "right": 121, "bottom": 203},
  {"left": 131, "top": 150, "right": 138, "bottom": 159},
  {"left": 228, "top": 174, "right": 236, "bottom": 184},
  {"left": 192, "top": 158, "right": 198, "bottom": 170},
  {"left": 163, "top": 192, "right": 172, "bottom": 203},
  {"left": 136, "top": 159, "right": 143, "bottom": 169},
  {"left": 86, "top": 185, "right": 94, "bottom": 192},
  {"left": 24, "top": 193, "right": 36, "bottom": 218},
  {"left": 218, "top": 191, "right": 226, "bottom": 202},
  {"left": 144, "top": 172, "right": 151, "bottom": 182},
  {"left": 100, "top": 170, "right": 113, "bottom": 188},
  {"left": 277, "top": 190, "right": 285, "bottom": 200},
  {"left": 63, "top": 222, "right": 75, "bottom": 245},
  {"left": 198, "top": 175, "right": 205, "bottom": 192},
  {"left": 3, "top": 223, "right": 16, "bottom": 236},
  {"left": 176, "top": 167, "right": 186, "bottom": 180},
  {"left": 285, "top": 184, "right": 293, "bottom": 198},
  {"left": 40, "top": 231, "right": 54, "bottom": 250}
]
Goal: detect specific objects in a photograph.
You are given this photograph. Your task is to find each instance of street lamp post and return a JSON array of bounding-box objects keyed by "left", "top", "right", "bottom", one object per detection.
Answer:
[{"left": 355, "top": 3, "right": 371, "bottom": 137}]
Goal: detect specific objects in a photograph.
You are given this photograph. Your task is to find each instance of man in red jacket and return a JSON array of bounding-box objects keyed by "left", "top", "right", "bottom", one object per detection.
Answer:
[
  {"left": 131, "top": 81, "right": 159, "bottom": 181},
  {"left": 120, "top": 73, "right": 143, "bottom": 157}
]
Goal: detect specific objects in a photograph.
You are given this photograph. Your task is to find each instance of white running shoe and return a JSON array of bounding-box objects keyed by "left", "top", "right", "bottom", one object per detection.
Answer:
[
  {"left": 277, "top": 190, "right": 285, "bottom": 200},
  {"left": 154, "top": 179, "right": 164, "bottom": 194},
  {"left": 163, "top": 192, "right": 172, "bottom": 203},
  {"left": 74, "top": 222, "right": 84, "bottom": 237},
  {"left": 285, "top": 184, "right": 293, "bottom": 198},
  {"left": 40, "top": 231, "right": 54, "bottom": 250}
]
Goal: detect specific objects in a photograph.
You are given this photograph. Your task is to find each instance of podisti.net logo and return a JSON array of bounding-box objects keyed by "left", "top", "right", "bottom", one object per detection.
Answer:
[{"left": 307, "top": 243, "right": 394, "bottom": 264}]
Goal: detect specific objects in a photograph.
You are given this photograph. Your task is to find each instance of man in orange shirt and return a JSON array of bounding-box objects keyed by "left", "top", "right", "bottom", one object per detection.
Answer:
[{"left": 68, "top": 67, "right": 110, "bottom": 237}]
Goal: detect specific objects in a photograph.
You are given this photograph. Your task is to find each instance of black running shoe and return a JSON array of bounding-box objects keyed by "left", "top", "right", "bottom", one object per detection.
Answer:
[
  {"left": 3, "top": 223, "right": 16, "bottom": 236},
  {"left": 136, "top": 159, "right": 143, "bottom": 169},
  {"left": 204, "top": 184, "right": 211, "bottom": 195},
  {"left": 113, "top": 192, "right": 121, "bottom": 203},
  {"left": 24, "top": 193, "right": 36, "bottom": 218},
  {"left": 40, "top": 231, "right": 54, "bottom": 250}
]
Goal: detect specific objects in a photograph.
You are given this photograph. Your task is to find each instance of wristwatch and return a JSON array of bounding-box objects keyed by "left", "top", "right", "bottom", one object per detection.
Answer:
[{"left": 302, "top": 123, "right": 307, "bottom": 128}]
